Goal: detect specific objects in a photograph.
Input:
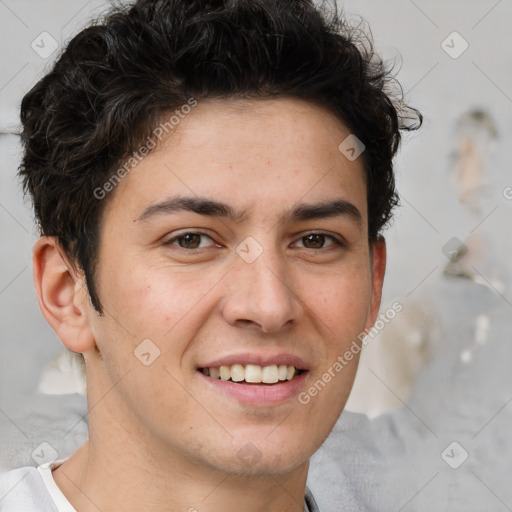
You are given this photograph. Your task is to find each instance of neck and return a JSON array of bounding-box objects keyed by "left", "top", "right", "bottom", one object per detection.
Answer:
[
  {"left": 52, "top": 372, "right": 309, "bottom": 512},
  {"left": 53, "top": 440, "right": 309, "bottom": 512}
]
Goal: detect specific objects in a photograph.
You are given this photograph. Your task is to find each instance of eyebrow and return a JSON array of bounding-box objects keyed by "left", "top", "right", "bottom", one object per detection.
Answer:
[{"left": 135, "top": 196, "right": 362, "bottom": 225}]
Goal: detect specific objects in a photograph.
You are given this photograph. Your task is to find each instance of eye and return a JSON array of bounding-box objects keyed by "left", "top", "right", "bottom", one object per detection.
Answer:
[
  {"left": 293, "top": 232, "right": 344, "bottom": 250},
  {"left": 164, "top": 231, "right": 217, "bottom": 250},
  {"left": 163, "top": 230, "right": 344, "bottom": 252}
]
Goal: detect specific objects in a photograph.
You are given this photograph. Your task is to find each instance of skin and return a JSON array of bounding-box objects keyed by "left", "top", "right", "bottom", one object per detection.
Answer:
[{"left": 34, "top": 97, "right": 386, "bottom": 512}]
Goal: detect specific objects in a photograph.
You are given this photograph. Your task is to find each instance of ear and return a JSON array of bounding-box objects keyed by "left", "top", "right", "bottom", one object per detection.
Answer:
[
  {"left": 33, "top": 236, "right": 96, "bottom": 353},
  {"left": 364, "top": 236, "right": 387, "bottom": 331}
]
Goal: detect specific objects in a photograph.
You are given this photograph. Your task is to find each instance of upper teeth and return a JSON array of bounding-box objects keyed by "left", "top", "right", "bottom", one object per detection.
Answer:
[{"left": 202, "top": 364, "right": 296, "bottom": 383}]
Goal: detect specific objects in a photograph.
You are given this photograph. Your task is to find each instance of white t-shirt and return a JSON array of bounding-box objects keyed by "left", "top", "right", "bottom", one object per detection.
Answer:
[
  {"left": 0, "top": 460, "right": 319, "bottom": 512},
  {"left": 0, "top": 459, "right": 76, "bottom": 512}
]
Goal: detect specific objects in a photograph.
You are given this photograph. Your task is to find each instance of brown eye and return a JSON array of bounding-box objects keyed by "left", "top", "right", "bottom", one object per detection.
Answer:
[
  {"left": 296, "top": 233, "right": 341, "bottom": 249},
  {"left": 176, "top": 233, "right": 202, "bottom": 248},
  {"left": 165, "top": 232, "right": 216, "bottom": 250},
  {"left": 302, "top": 234, "right": 325, "bottom": 249}
]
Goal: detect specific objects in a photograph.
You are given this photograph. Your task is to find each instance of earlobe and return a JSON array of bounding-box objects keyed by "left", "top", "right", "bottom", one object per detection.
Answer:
[{"left": 33, "top": 236, "right": 96, "bottom": 354}]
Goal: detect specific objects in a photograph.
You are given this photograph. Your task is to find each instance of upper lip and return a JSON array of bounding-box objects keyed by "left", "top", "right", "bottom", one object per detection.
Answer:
[{"left": 197, "top": 353, "right": 309, "bottom": 370}]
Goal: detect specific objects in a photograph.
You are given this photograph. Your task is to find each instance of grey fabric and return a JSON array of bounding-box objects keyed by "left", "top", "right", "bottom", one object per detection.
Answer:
[{"left": 305, "top": 486, "right": 320, "bottom": 511}]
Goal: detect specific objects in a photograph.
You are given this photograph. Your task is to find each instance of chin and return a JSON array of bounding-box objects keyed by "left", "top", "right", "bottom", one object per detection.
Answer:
[{"left": 204, "top": 438, "right": 315, "bottom": 477}]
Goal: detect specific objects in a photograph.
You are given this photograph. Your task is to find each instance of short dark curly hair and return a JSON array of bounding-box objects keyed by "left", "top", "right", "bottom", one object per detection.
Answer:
[{"left": 19, "top": 0, "right": 421, "bottom": 314}]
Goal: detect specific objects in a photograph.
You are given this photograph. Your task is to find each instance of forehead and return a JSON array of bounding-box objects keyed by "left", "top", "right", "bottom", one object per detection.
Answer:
[{"left": 103, "top": 97, "right": 368, "bottom": 224}]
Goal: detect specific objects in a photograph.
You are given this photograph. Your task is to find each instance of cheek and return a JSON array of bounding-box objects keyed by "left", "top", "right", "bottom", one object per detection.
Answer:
[
  {"left": 94, "top": 258, "right": 228, "bottom": 365},
  {"left": 303, "top": 265, "right": 372, "bottom": 342},
  {"left": 97, "top": 258, "right": 188, "bottom": 332}
]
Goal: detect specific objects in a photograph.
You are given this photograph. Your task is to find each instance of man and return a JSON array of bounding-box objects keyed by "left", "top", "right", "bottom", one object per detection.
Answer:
[{"left": 0, "top": 0, "right": 421, "bottom": 510}]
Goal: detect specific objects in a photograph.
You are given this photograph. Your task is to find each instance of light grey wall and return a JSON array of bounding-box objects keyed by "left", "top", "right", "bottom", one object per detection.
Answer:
[
  {"left": 3, "top": 0, "right": 510, "bottom": 397},
  {"left": 1, "top": 1, "right": 511, "bottom": 509},
  {"left": 0, "top": 0, "right": 113, "bottom": 404}
]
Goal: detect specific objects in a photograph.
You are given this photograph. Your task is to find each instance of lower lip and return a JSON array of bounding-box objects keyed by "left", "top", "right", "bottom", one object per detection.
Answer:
[{"left": 198, "top": 371, "right": 308, "bottom": 406}]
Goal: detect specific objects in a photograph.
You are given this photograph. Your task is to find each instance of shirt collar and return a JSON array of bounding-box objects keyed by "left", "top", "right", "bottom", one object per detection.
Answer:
[{"left": 305, "top": 486, "right": 320, "bottom": 512}]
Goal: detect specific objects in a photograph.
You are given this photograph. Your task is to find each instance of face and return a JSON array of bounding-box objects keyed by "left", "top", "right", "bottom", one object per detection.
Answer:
[{"left": 82, "top": 97, "right": 385, "bottom": 476}]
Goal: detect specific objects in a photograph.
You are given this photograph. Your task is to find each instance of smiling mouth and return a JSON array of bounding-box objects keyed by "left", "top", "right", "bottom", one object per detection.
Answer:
[{"left": 198, "top": 364, "right": 305, "bottom": 385}]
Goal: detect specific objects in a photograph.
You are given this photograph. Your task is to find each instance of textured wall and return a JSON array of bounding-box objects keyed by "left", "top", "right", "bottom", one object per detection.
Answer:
[{"left": 0, "top": 1, "right": 511, "bottom": 510}]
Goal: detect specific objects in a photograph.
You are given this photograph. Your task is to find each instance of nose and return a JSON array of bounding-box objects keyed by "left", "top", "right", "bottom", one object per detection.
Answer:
[{"left": 221, "top": 245, "right": 300, "bottom": 335}]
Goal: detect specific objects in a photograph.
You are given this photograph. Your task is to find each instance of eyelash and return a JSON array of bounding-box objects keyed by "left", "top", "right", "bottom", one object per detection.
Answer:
[{"left": 163, "top": 231, "right": 345, "bottom": 252}]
